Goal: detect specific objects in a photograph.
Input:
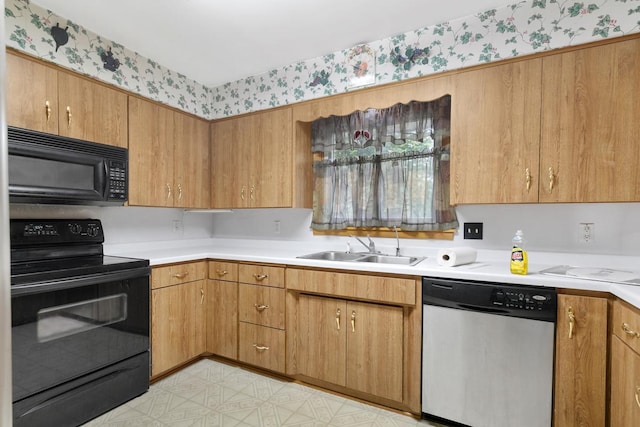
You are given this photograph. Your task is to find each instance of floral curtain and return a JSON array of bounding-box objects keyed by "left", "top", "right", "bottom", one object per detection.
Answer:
[{"left": 311, "top": 96, "right": 457, "bottom": 231}]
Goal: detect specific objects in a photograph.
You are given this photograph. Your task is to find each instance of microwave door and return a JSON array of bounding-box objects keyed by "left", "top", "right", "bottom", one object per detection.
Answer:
[{"left": 8, "top": 144, "right": 106, "bottom": 204}]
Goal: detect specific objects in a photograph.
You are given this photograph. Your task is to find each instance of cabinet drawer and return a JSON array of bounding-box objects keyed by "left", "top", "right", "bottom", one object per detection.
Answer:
[
  {"left": 613, "top": 299, "right": 640, "bottom": 353},
  {"left": 238, "top": 322, "right": 285, "bottom": 373},
  {"left": 209, "top": 260, "right": 238, "bottom": 282},
  {"left": 238, "top": 264, "right": 285, "bottom": 288},
  {"left": 286, "top": 268, "right": 417, "bottom": 306},
  {"left": 152, "top": 261, "right": 207, "bottom": 289},
  {"left": 238, "top": 284, "right": 285, "bottom": 329}
]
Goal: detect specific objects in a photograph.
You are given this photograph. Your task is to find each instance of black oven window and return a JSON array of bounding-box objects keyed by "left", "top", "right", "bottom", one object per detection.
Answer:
[{"left": 37, "top": 293, "right": 128, "bottom": 343}]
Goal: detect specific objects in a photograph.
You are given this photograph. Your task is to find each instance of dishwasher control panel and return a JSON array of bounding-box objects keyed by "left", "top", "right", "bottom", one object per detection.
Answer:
[
  {"left": 491, "top": 289, "right": 554, "bottom": 311},
  {"left": 423, "top": 277, "right": 557, "bottom": 322}
]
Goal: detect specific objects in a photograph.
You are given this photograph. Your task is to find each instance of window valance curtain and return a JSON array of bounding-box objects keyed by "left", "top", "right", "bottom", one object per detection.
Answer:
[{"left": 311, "top": 96, "right": 458, "bottom": 232}]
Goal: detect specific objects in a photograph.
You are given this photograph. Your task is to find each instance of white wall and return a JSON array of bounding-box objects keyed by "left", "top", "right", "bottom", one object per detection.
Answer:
[{"left": 210, "top": 204, "right": 640, "bottom": 256}]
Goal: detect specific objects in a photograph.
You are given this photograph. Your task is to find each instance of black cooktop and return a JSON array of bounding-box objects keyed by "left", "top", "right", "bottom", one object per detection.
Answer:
[{"left": 10, "top": 218, "right": 149, "bottom": 286}]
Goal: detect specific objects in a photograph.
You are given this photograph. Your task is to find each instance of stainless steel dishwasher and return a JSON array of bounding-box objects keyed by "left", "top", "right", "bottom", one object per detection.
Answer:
[{"left": 421, "top": 277, "right": 556, "bottom": 427}]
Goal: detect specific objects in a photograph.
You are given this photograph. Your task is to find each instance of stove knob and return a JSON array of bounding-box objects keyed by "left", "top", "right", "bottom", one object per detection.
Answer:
[
  {"left": 69, "top": 223, "right": 82, "bottom": 234},
  {"left": 87, "top": 225, "right": 100, "bottom": 237}
]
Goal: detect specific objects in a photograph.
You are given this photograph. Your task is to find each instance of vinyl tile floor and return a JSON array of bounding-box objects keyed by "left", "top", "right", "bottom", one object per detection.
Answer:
[{"left": 83, "top": 358, "right": 450, "bottom": 427}]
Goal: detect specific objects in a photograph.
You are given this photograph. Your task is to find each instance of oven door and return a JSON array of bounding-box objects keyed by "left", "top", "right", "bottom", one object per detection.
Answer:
[{"left": 11, "top": 269, "right": 150, "bottom": 403}]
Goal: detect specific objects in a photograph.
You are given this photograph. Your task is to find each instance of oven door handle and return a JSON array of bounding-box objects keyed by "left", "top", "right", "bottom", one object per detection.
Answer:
[{"left": 11, "top": 266, "right": 151, "bottom": 297}]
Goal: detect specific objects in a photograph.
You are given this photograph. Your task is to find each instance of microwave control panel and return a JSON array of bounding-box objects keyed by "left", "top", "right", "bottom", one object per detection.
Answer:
[{"left": 108, "top": 160, "right": 128, "bottom": 200}]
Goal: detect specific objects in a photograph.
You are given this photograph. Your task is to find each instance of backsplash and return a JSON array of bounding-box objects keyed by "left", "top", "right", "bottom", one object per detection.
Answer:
[{"left": 6, "top": 0, "right": 640, "bottom": 119}]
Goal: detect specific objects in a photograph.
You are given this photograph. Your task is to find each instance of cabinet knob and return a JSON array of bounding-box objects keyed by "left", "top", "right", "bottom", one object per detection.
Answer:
[
  {"left": 172, "top": 272, "right": 188, "bottom": 279},
  {"left": 622, "top": 322, "right": 640, "bottom": 338},
  {"left": 241, "top": 185, "right": 246, "bottom": 200},
  {"left": 253, "top": 274, "right": 268, "bottom": 281},
  {"left": 253, "top": 344, "right": 270, "bottom": 351},
  {"left": 336, "top": 308, "right": 341, "bottom": 330},
  {"left": 635, "top": 386, "right": 640, "bottom": 409},
  {"left": 254, "top": 304, "right": 269, "bottom": 312},
  {"left": 525, "top": 168, "right": 531, "bottom": 192},
  {"left": 548, "top": 166, "right": 555, "bottom": 193},
  {"left": 66, "top": 106, "right": 72, "bottom": 128},
  {"left": 45, "top": 100, "right": 51, "bottom": 122},
  {"left": 351, "top": 310, "right": 356, "bottom": 332},
  {"left": 178, "top": 183, "right": 183, "bottom": 200},
  {"left": 216, "top": 269, "right": 228, "bottom": 277},
  {"left": 200, "top": 288, "right": 204, "bottom": 305},
  {"left": 166, "top": 183, "right": 172, "bottom": 199},
  {"left": 567, "top": 306, "right": 576, "bottom": 339},
  {"left": 250, "top": 185, "right": 255, "bottom": 201}
]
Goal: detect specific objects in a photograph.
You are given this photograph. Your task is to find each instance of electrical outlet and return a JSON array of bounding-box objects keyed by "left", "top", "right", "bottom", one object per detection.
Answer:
[
  {"left": 172, "top": 219, "right": 183, "bottom": 233},
  {"left": 579, "top": 222, "right": 594, "bottom": 243},
  {"left": 463, "top": 222, "right": 483, "bottom": 240},
  {"left": 274, "top": 220, "right": 281, "bottom": 234}
]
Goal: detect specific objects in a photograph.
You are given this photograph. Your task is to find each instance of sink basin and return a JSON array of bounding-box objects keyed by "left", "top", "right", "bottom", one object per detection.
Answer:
[
  {"left": 356, "top": 254, "right": 425, "bottom": 266},
  {"left": 297, "top": 251, "right": 425, "bottom": 266},
  {"left": 297, "top": 251, "right": 366, "bottom": 262}
]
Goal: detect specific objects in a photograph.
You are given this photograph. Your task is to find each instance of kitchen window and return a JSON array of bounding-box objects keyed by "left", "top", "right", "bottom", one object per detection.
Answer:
[{"left": 311, "top": 96, "right": 457, "bottom": 234}]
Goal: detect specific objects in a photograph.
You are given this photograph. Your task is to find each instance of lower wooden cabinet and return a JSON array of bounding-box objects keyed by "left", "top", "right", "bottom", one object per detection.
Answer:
[
  {"left": 151, "top": 274, "right": 206, "bottom": 377},
  {"left": 238, "top": 322, "right": 285, "bottom": 373},
  {"left": 286, "top": 268, "right": 421, "bottom": 413},
  {"left": 610, "top": 298, "right": 640, "bottom": 427},
  {"left": 554, "top": 293, "right": 608, "bottom": 427},
  {"left": 206, "top": 279, "right": 238, "bottom": 360},
  {"left": 296, "top": 294, "right": 403, "bottom": 402}
]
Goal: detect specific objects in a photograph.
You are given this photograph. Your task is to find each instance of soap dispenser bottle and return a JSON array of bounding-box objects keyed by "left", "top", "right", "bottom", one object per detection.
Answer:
[{"left": 510, "top": 230, "right": 528, "bottom": 275}]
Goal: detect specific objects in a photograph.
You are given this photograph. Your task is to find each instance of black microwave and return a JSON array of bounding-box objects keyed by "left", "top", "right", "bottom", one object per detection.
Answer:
[{"left": 8, "top": 126, "right": 128, "bottom": 205}]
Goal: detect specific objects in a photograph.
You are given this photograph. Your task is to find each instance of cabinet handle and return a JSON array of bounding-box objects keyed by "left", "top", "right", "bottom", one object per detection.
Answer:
[
  {"left": 548, "top": 166, "right": 555, "bottom": 193},
  {"left": 253, "top": 274, "right": 268, "bottom": 281},
  {"left": 45, "top": 100, "right": 51, "bottom": 122},
  {"left": 336, "top": 308, "right": 341, "bottom": 330},
  {"left": 216, "top": 269, "right": 228, "bottom": 277},
  {"left": 241, "top": 185, "right": 246, "bottom": 200},
  {"left": 66, "top": 106, "right": 72, "bottom": 128},
  {"left": 351, "top": 310, "right": 356, "bottom": 332},
  {"left": 622, "top": 322, "right": 640, "bottom": 338},
  {"left": 254, "top": 304, "right": 269, "bottom": 312},
  {"left": 178, "top": 183, "right": 183, "bottom": 200},
  {"left": 253, "top": 344, "right": 270, "bottom": 351},
  {"left": 635, "top": 386, "right": 640, "bottom": 409},
  {"left": 567, "top": 306, "right": 576, "bottom": 339},
  {"left": 525, "top": 168, "right": 531, "bottom": 192},
  {"left": 200, "top": 288, "right": 204, "bottom": 305},
  {"left": 250, "top": 185, "right": 255, "bottom": 201},
  {"left": 166, "top": 183, "right": 172, "bottom": 199},
  {"left": 172, "top": 272, "right": 189, "bottom": 279}
]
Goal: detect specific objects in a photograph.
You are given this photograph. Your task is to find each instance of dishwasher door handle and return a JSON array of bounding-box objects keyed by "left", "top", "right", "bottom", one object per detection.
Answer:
[{"left": 456, "top": 303, "right": 510, "bottom": 315}]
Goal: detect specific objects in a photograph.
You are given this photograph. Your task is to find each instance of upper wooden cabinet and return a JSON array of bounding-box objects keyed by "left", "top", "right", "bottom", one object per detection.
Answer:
[
  {"left": 451, "top": 36, "right": 640, "bottom": 204},
  {"left": 6, "top": 52, "right": 128, "bottom": 148},
  {"left": 128, "top": 96, "right": 210, "bottom": 208},
  {"left": 211, "top": 107, "right": 303, "bottom": 208},
  {"left": 540, "top": 37, "right": 640, "bottom": 202},
  {"left": 450, "top": 59, "right": 542, "bottom": 204}
]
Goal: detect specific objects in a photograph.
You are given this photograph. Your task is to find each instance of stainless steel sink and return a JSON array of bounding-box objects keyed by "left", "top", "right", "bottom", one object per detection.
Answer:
[
  {"left": 297, "top": 250, "right": 425, "bottom": 266},
  {"left": 297, "top": 251, "right": 367, "bottom": 262},
  {"left": 356, "top": 254, "right": 425, "bottom": 266}
]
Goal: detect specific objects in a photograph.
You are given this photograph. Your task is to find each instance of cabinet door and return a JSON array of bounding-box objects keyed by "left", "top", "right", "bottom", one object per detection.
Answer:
[
  {"left": 297, "top": 294, "right": 347, "bottom": 386},
  {"left": 450, "top": 59, "right": 542, "bottom": 204},
  {"left": 57, "top": 71, "right": 128, "bottom": 147},
  {"left": 249, "top": 108, "right": 293, "bottom": 208},
  {"left": 174, "top": 112, "right": 210, "bottom": 208},
  {"left": 540, "top": 38, "right": 640, "bottom": 202},
  {"left": 210, "top": 118, "right": 247, "bottom": 208},
  {"left": 554, "top": 294, "right": 608, "bottom": 427},
  {"left": 206, "top": 279, "right": 238, "bottom": 360},
  {"left": 6, "top": 53, "right": 59, "bottom": 134},
  {"left": 611, "top": 336, "right": 640, "bottom": 427},
  {"left": 151, "top": 280, "right": 205, "bottom": 377},
  {"left": 346, "top": 301, "right": 403, "bottom": 402},
  {"left": 128, "top": 97, "right": 174, "bottom": 206}
]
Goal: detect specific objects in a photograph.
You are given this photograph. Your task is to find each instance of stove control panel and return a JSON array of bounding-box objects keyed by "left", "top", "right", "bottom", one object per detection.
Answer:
[{"left": 11, "top": 219, "right": 104, "bottom": 245}]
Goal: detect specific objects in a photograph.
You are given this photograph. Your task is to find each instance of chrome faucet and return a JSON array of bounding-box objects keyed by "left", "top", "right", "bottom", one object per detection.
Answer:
[
  {"left": 393, "top": 226, "right": 401, "bottom": 256},
  {"left": 352, "top": 235, "right": 377, "bottom": 253}
]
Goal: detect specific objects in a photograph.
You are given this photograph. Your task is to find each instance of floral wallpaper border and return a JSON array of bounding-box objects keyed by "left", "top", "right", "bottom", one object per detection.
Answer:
[{"left": 5, "top": 0, "right": 640, "bottom": 120}]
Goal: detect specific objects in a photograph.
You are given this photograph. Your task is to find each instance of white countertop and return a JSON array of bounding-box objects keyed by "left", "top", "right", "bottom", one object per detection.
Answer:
[{"left": 104, "top": 238, "right": 640, "bottom": 309}]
